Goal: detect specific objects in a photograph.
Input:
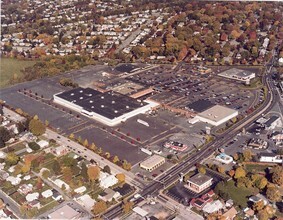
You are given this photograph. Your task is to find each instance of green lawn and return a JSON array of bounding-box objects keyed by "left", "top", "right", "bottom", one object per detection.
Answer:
[
  {"left": 244, "top": 164, "right": 271, "bottom": 173},
  {"left": 221, "top": 180, "right": 257, "bottom": 208},
  {"left": 0, "top": 58, "right": 37, "bottom": 88}
]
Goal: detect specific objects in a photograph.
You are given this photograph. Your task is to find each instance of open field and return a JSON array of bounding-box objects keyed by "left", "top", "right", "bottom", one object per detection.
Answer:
[{"left": 0, "top": 58, "right": 36, "bottom": 88}]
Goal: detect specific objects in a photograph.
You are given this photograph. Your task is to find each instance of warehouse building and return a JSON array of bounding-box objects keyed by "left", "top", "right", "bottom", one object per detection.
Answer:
[
  {"left": 218, "top": 68, "right": 255, "bottom": 84},
  {"left": 139, "top": 155, "right": 165, "bottom": 172},
  {"left": 53, "top": 87, "right": 159, "bottom": 126},
  {"left": 194, "top": 105, "right": 238, "bottom": 126}
]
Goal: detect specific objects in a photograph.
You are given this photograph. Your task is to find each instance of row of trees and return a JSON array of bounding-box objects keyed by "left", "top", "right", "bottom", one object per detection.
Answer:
[{"left": 70, "top": 134, "right": 132, "bottom": 171}]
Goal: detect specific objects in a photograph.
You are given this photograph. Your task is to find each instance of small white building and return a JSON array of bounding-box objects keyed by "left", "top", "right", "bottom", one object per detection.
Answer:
[
  {"left": 259, "top": 152, "right": 283, "bottom": 163},
  {"left": 264, "top": 116, "right": 282, "bottom": 130},
  {"left": 6, "top": 176, "right": 21, "bottom": 186},
  {"left": 42, "top": 189, "right": 53, "bottom": 198},
  {"left": 100, "top": 174, "right": 118, "bottom": 189},
  {"left": 37, "top": 140, "right": 49, "bottom": 148},
  {"left": 26, "top": 192, "right": 39, "bottom": 202},
  {"left": 133, "top": 207, "right": 148, "bottom": 218},
  {"left": 74, "top": 186, "right": 86, "bottom": 194},
  {"left": 202, "top": 200, "right": 224, "bottom": 213},
  {"left": 76, "top": 194, "right": 96, "bottom": 211},
  {"left": 53, "top": 179, "right": 70, "bottom": 190}
]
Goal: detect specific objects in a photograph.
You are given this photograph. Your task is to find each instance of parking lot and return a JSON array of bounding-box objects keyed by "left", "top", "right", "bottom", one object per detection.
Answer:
[{"left": 125, "top": 64, "right": 261, "bottom": 116}]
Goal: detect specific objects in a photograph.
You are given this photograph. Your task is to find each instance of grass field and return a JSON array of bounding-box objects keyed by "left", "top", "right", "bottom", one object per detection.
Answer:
[
  {"left": 0, "top": 58, "right": 37, "bottom": 88},
  {"left": 221, "top": 180, "right": 257, "bottom": 208}
]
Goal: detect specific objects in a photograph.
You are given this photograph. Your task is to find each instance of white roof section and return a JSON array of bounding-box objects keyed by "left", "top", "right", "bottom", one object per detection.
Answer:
[
  {"left": 140, "top": 155, "right": 165, "bottom": 169},
  {"left": 196, "top": 105, "right": 238, "bottom": 124},
  {"left": 37, "top": 140, "right": 49, "bottom": 148},
  {"left": 74, "top": 186, "right": 86, "bottom": 194},
  {"left": 133, "top": 207, "right": 148, "bottom": 217},
  {"left": 26, "top": 192, "right": 39, "bottom": 202},
  {"left": 100, "top": 174, "right": 118, "bottom": 189},
  {"left": 48, "top": 205, "right": 80, "bottom": 219},
  {"left": 42, "top": 189, "right": 53, "bottom": 198},
  {"left": 76, "top": 194, "right": 96, "bottom": 211},
  {"left": 203, "top": 200, "right": 224, "bottom": 213}
]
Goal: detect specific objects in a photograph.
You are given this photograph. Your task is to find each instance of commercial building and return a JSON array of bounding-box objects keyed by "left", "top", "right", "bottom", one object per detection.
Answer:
[
  {"left": 53, "top": 87, "right": 159, "bottom": 126},
  {"left": 215, "top": 153, "right": 233, "bottom": 164},
  {"left": 218, "top": 68, "right": 256, "bottom": 84},
  {"left": 186, "top": 173, "right": 213, "bottom": 193},
  {"left": 248, "top": 138, "right": 268, "bottom": 149},
  {"left": 264, "top": 116, "right": 282, "bottom": 130},
  {"left": 259, "top": 152, "right": 283, "bottom": 163},
  {"left": 48, "top": 205, "right": 81, "bottom": 219},
  {"left": 140, "top": 155, "right": 165, "bottom": 172},
  {"left": 194, "top": 105, "right": 238, "bottom": 126}
]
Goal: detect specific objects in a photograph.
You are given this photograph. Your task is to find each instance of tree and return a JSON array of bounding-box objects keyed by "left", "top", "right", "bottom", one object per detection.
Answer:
[
  {"left": 228, "top": 169, "right": 235, "bottom": 177},
  {"left": 198, "top": 166, "right": 206, "bottom": 174},
  {"left": 28, "top": 142, "right": 40, "bottom": 151},
  {"left": 234, "top": 167, "right": 246, "bottom": 179},
  {"left": 122, "top": 200, "right": 134, "bottom": 214},
  {"left": 116, "top": 173, "right": 125, "bottom": 183},
  {"left": 62, "top": 156, "right": 76, "bottom": 167},
  {"left": 102, "top": 165, "right": 111, "bottom": 174},
  {"left": 90, "top": 143, "right": 97, "bottom": 151},
  {"left": 105, "top": 152, "right": 110, "bottom": 159},
  {"left": 113, "top": 156, "right": 119, "bottom": 163},
  {"left": 42, "top": 169, "right": 50, "bottom": 179},
  {"left": 92, "top": 201, "right": 107, "bottom": 216},
  {"left": 243, "top": 149, "right": 253, "bottom": 161},
  {"left": 5, "top": 152, "right": 20, "bottom": 166},
  {"left": 21, "top": 164, "right": 30, "bottom": 173},
  {"left": 266, "top": 186, "right": 281, "bottom": 202},
  {"left": 87, "top": 165, "right": 100, "bottom": 182},
  {"left": 62, "top": 167, "right": 73, "bottom": 183},
  {"left": 28, "top": 118, "right": 46, "bottom": 136},
  {"left": 218, "top": 166, "right": 225, "bottom": 174},
  {"left": 0, "top": 126, "right": 11, "bottom": 145},
  {"left": 257, "top": 177, "right": 268, "bottom": 190},
  {"left": 122, "top": 160, "right": 132, "bottom": 171},
  {"left": 80, "top": 162, "right": 88, "bottom": 181},
  {"left": 83, "top": 139, "right": 89, "bottom": 147},
  {"left": 233, "top": 153, "right": 239, "bottom": 161},
  {"left": 258, "top": 209, "right": 269, "bottom": 220},
  {"left": 271, "top": 166, "right": 283, "bottom": 186},
  {"left": 69, "top": 133, "right": 75, "bottom": 139},
  {"left": 253, "top": 200, "right": 265, "bottom": 212},
  {"left": 52, "top": 159, "right": 61, "bottom": 175}
]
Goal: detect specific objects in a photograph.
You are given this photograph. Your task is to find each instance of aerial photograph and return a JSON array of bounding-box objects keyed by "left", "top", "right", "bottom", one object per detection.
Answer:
[{"left": 0, "top": 0, "right": 283, "bottom": 219}]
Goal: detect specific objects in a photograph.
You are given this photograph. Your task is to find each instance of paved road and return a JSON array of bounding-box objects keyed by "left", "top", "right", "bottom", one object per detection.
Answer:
[
  {"left": 46, "top": 129, "right": 145, "bottom": 189},
  {"left": 0, "top": 191, "right": 22, "bottom": 218}
]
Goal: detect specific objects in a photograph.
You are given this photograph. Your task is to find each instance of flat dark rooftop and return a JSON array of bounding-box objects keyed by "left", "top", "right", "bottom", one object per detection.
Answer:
[
  {"left": 115, "top": 64, "right": 139, "bottom": 73},
  {"left": 187, "top": 99, "right": 215, "bottom": 112},
  {"left": 55, "top": 87, "right": 145, "bottom": 119}
]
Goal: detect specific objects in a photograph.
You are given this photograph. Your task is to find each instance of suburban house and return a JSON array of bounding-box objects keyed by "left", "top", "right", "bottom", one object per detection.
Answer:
[
  {"left": 18, "top": 184, "right": 33, "bottom": 195},
  {"left": 52, "top": 189, "right": 63, "bottom": 201},
  {"left": 98, "top": 188, "right": 121, "bottom": 202},
  {"left": 42, "top": 189, "right": 53, "bottom": 198},
  {"left": 75, "top": 194, "right": 96, "bottom": 211},
  {"left": 26, "top": 192, "right": 39, "bottom": 202},
  {"left": 99, "top": 172, "right": 118, "bottom": 189},
  {"left": 52, "top": 146, "right": 69, "bottom": 156}
]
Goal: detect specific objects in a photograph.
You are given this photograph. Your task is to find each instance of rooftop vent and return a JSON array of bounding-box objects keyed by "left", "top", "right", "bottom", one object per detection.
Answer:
[
  {"left": 114, "top": 110, "right": 118, "bottom": 113},
  {"left": 101, "top": 105, "right": 104, "bottom": 108},
  {"left": 91, "top": 106, "right": 94, "bottom": 108},
  {"left": 112, "top": 101, "right": 115, "bottom": 104},
  {"left": 79, "top": 90, "right": 83, "bottom": 93},
  {"left": 101, "top": 96, "right": 104, "bottom": 99},
  {"left": 126, "top": 106, "right": 129, "bottom": 109},
  {"left": 89, "top": 100, "right": 93, "bottom": 103},
  {"left": 80, "top": 97, "right": 83, "bottom": 100},
  {"left": 70, "top": 93, "right": 74, "bottom": 96},
  {"left": 88, "top": 94, "right": 92, "bottom": 96}
]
